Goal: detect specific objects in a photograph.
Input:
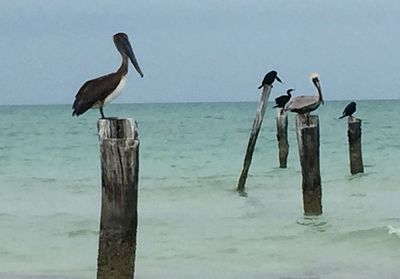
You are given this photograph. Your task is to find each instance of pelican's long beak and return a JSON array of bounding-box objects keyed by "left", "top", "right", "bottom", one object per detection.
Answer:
[
  {"left": 276, "top": 76, "right": 283, "bottom": 84},
  {"left": 317, "top": 81, "right": 324, "bottom": 104},
  {"left": 122, "top": 37, "right": 144, "bottom": 78}
]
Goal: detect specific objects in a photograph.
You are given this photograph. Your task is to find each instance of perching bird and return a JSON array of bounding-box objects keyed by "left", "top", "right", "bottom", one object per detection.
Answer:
[
  {"left": 72, "top": 32, "right": 143, "bottom": 118},
  {"left": 284, "top": 73, "right": 324, "bottom": 115},
  {"left": 339, "top": 101, "right": 356, "bottom": 119},
  {"left": 273, "top": 89, "right": 295, "bottom": 108},
  {"left": 258, "top": 70, "right": 282, "bottom": 89}
]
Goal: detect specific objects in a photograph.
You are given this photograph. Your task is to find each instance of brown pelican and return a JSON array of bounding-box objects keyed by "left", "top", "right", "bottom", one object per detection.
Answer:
[
  {"left": 258, "top": 70, "right": 282, "bottom": 89},
  {"left": 72, "top": 32, "right": 143, "bottom": 118},
  {"left": 273, "top": 89, "right": 295, "bottom": 108},
  {"left": 339, "top": 101, "right": 356, "bottom": 119},
  {"left": 284, "top": 73, "right": 323, "bottom": 119}
]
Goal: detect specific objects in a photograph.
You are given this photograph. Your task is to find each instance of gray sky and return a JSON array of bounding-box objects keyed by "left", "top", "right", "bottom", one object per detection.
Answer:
[{"left": 1, "top": 0, "right": 399, "bottom": 105}]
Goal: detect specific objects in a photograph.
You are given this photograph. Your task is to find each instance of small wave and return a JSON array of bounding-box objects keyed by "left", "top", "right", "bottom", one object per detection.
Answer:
[
  {"left": 139, "top": 176, "right": 169, "bottom": 181},
  {"left": 347, "top": 172, "right": 373, "bottom": 180},
  {"left": 204, "top": 115, "right": 225, "bottom": 120},
  {"left": 31, "top": 176, "right": 57, "bottom": 183},
  {"left": 217, "top": 247, "right": 238, "bottom": 254},
  {"left": 61, "top": 144, "right": 80, "bottom": 150},
  {"left": 380, "top": 125, "right": 393, "bottom": 129},
  {"left": 335, "top": 226, "right": 400, "bottom": 242},
  {"left": 296, "top": 216, "right": 330, "bottom": 232},
  {"left": 67, "top": 229, "right": 98, "bottom": 238},
  {"left": 350, "top": 193, "right": 367, "bottom": 197},
  {"left": 387, "top": 225, "right": 400, "bottom": 238}
]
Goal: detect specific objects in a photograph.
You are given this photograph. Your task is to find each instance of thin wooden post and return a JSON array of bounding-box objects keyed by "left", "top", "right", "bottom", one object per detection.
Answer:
[
  {"left": 348, "top": 117, "right": 364, "bottom": 175},
  {"left": 276, "top": 108, "right": 289, "bottom": 168},
  {"left": 295, "top": 114, "right": 322, "bottom": 215},
  {"left": 237, "top": 85, "right": 272, "bottom": 193},
  {"left": 97, "top": 118, "right": 139, "bottom": 279}
]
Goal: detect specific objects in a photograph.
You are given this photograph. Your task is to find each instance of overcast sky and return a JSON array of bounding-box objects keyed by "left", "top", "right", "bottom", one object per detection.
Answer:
[{"left": 1, "top": 0, "right": 399, "bottom": 105}]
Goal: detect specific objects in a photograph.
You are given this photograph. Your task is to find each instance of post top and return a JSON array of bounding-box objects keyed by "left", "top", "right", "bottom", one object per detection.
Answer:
[
  {"left": 348, "top": 116, "right": 362, "bottom": 123},
  {"left": 97, "top": 118, "right": 138, "bottom": 140},
  {"left": 262, "top": 84, "right": 272, "bottom": 93},
  {"left": 295, "top": 114, "right": 319, "bottom": 128}
]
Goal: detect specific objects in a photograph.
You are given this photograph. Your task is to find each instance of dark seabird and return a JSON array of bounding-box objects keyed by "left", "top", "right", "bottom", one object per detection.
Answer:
[
  {"left": 72, "top": 32, "right": 143, "bottom": 118},
  {"left": 273, "top": 88, "right": 295, "bottom": 108},
  {"left": 339, "top": 101, "right": 356, "bottom": 119},
  {"left": 284, "top": 73, "right": 324, "bottom": 114},
  {"left": 258, "top": 70, "right": 282, "bottom": 89}
]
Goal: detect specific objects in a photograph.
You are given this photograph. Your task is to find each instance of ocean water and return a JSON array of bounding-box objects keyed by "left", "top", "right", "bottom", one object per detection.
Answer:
[{"left": 0, "top": 100, "right": 399, "bottom": 279}]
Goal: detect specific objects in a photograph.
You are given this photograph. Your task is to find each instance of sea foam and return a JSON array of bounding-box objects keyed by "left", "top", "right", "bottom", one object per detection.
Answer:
[{"left": 387, "top": 225, "right": 400, "bottom": 237}]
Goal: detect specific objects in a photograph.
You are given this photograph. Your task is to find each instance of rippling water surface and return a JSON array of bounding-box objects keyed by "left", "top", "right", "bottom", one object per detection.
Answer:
[{"left": 0, "top": 101, "right": 399, "bottom": 278}]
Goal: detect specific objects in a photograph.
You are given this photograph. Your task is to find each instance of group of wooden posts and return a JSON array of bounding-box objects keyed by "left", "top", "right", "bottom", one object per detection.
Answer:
[
  {"left": 237, "top": 85, "right": 364, "bottom": 215},
  {"left": 93, "top": 90, "right": 363, "bottom": 278}
]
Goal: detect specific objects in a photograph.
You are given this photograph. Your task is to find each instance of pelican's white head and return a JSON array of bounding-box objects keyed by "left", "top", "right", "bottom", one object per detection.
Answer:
[
  {"left": 310, "top": 72, "right": 323, "bottom": 104},
  {"left": 310, "top": 72, "right": 320, "bottom": 82}
]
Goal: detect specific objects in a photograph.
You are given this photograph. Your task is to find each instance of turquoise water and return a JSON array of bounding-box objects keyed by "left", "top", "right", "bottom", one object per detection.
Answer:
[{"left": 0, "top": 101, "right": 399, "bottom": 278}]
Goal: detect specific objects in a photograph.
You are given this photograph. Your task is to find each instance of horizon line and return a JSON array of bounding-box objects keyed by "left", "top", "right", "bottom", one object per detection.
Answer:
[{"left": 0, "top": 97, "right": 399, "bottom": 107}]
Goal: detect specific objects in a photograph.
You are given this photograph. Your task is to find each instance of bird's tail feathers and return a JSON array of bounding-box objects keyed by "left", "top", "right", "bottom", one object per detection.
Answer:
[
  {"left": 339, "top": 115, "right": 345, "bottom": 119},
  {"left": 258, "top": 85, "right": 263, "bottom": 89}
]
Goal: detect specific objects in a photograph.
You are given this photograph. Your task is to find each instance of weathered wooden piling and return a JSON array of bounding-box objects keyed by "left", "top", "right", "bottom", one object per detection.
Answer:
[
  {"left": 348, "top": 117, "right": 364, "bottom": 175},
  {"left": 97, "top": 118, "right": 139, "bottom": 279},
  {"left": 276, "top": 108, "right": 289, "bottom": 168},
  {"left": 295, "top": 114, "right": 322, "bottom": 215},
  {"left": 237, "top": 85, "right": 272, "bottom": 193}
]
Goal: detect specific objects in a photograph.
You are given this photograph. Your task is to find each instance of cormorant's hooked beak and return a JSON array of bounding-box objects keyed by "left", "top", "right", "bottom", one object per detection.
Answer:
[{"left": 276, "top": 76, "right": 283, "bottom": 84}]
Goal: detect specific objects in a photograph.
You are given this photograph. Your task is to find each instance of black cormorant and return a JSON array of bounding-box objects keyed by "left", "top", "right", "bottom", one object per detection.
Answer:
[
  {"left": 339, "top": 102, "right": 356, "bottom": 119},
  {"left": 273, "top": 89, "right": 295, "bottom": 108},
  {"left": 258, "top": 70, "right": 282, "bottom": 89}
]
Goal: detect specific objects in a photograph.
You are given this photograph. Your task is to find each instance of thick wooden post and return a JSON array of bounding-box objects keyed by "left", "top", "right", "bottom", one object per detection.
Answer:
[
  {"left": 295, "top": 114, "right": 322, "bottom": 215},
  {"left": 237, "top": 85, "right": 272, "bottom": 193},
  {"left": 276, "top": 108, "right": 289, "bottom": 168},
  {"left": 348, "top": 117, "right": 364, "bottom": 175},
  {"left": 97, "top": 118, "right": 139, "bottom": 279}
]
